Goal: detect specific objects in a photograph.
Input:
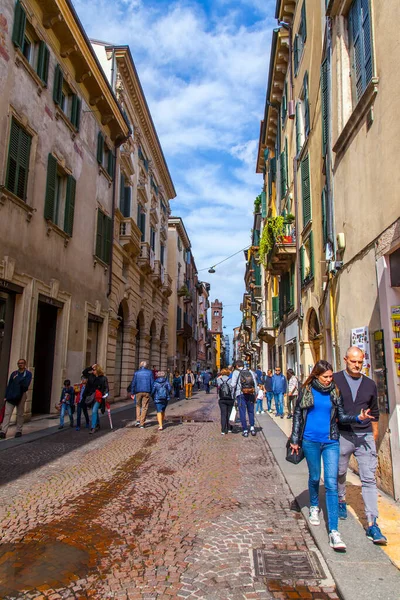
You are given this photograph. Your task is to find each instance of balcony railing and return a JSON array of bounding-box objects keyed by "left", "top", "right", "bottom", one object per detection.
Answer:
[
  {"left": 151, "top": 260, "right": 165, "bottom": 287},
  {"left": 138, "top": 242, "right": 154, "bottom": 274},
  {"left": 269, "top": 232, "right": 296, "bottom": 275},
  {"left": 162, "top": 273, "right": 173, "bottom": 297},
  {"left": 119, "top": 218, "right": 141, "bottom": 256},
  {"left": 256, "top": 310, "right": 279, "bottom": 342}
]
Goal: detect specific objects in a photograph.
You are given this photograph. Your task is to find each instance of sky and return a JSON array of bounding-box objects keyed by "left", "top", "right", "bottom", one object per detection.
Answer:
[{"left": 73, "top": 0, "right": 277, "bottom": 335}]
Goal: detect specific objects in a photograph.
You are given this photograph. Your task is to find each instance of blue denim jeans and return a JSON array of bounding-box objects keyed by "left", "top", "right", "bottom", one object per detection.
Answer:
[
  {"left": 266, "top": 392, "right": 274, "bottom": 411},
  {"left": 274, "top": 393, "right": 284, "bottom": 416},
  {"left": 60, "top": 403, "right": 73, "bottom": 427},
  {"left": 237, "top": 394, "right": 255, "bottom": 431},
  {"left": 302, "top": 439, "right": 340, "bottom": 532},
  {"left": 91, "top": 401, "right": 100, "bottom": 429},
  {"left": 255, "top": 398, "right": 263, "bottom": 412}
]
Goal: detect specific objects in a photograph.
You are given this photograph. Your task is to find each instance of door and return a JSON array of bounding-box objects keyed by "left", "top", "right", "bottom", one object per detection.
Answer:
[
  {"left": 32, "top": 301, "right": 58, "bottom": 414},
  {"left": 0, "top": 292, "right": 15, "bottom": 397}
]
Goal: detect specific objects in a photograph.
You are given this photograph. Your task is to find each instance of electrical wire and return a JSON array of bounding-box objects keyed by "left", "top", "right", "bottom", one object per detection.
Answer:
[{"left": 198, "top": 245, "right": 251, "bottom": 272}]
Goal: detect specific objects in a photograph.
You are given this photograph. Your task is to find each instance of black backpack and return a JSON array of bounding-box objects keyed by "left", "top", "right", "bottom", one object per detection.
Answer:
[
  {"left": 218, "top": 377, "right": 232, "bottom": 400},
  {"left": 239, "top": 370, "right": 255, "bottom": 395}
]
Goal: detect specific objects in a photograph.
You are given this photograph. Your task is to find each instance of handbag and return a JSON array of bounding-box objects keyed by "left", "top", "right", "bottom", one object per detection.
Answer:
[
  {"left": 285, "top": 440, "right": 305, "bottom": 465},
  {"left": 84, "top": 392, "right": 95, "bottom": 407},
  {"left": 229, "top": 406, "right": 237, "bottom": 422}
]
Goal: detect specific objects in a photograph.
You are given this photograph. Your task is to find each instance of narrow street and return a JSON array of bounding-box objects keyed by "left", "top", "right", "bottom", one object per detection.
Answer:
[{"left": 0, "top": 390, "right": 339, "bottom": 600}]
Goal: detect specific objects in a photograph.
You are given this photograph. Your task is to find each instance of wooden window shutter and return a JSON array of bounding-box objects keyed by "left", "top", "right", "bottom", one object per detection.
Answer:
[
  {"left": 309, "top": 231, "right": 314, "bottom": 278},
  {"left": 53, "top": 64, "right": 63, "bottom": 105},
  {"left": 12, "top": 0, "right": 26, "bottom": 49},
  {"left": 270, "top": 156, "right": 276, "bottom": 182},
  {"left": 64, "top": 175, "right": 76, "bottom": 236},
  {"left": 321, "top": 187, "right": 327, "bottom": 246},
  {"left": 6, "top": 120, "right": 31, "bottom": 201},
  {"left": 300, "top": 245, "right": 305, "bottom": 284},
  {"left": 272, "top": 296, "right": 279, "bottom": 327},
  {"left": 37, "top": 42, "right": 50, "bottom": 84},
  {"left": 290, "top": 264, "right": 295, "bottom": 309},
  {"left": 70, "top": 95, "right": 81, "bottom": 130},
  {"left": 107, "top": 149, "right": 115, "bottom": 179},
  {"left": 361, "top": 0, "right": 372, "bottom": 89},
  {"left": 301, "top": 154, "right": 311, "bottom": 227},
  {"left": 104, "top": 216, "right": 112, "bottom": 264},
  {"left": 261, "top": 191, "right": 267, "bottom": 218},
  {"left": 96, "top": 132, "right": 104, "bottom": 164},
  {"left": 285, "top": 138, "right": 289, "bottom": 190},
  {"left": 321, "top": 59, "right": 329, "bottom": 156},
  {"left": 304, "top": 72, "right": 310, "bottom": 136},
  {"left": 44, "top": 154, "right": 57, "bottom": 220},
  {"left": 96, "top": 210, "right": 104, "bottom": 260},
  {"left": 301, "top": 1, "right": 307, "bottom": 43},
  {"left": 295, "top": 102, "right": 301, "bottom": 155}
]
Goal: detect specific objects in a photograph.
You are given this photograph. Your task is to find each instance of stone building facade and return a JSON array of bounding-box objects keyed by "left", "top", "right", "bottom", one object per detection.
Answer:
[
  {"left": 91, "top": 42, "right": 175, "bottom": 398},
  {"left": 0, "top": 0, "right": 128, "bottom": 416}
]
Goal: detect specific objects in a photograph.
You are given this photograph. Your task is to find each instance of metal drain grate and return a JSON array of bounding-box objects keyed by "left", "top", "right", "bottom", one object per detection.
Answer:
[
  {"left": 253, "top": 549, "right": 326, "bottom": 580},
  {"left": 168, "top": 416, "right": 214, "bottom": 424}
]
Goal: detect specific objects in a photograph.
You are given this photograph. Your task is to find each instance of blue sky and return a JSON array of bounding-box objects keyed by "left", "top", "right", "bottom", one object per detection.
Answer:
[{"left": 73, "top": 0, "right": 276, "bottom": 334}]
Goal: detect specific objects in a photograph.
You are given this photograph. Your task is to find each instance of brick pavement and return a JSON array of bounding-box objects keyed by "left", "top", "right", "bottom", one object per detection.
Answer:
[{"left": 0, "top": 391, "right": 339, "bottom": 599}]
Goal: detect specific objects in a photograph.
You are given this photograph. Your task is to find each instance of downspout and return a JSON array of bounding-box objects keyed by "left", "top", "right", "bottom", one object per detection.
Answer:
[
  {"left": 293, "top": 155, "right": 303, "bottom": 378},
  {"left": 107, "top": 147, "right": 118, "bottom": 299}
]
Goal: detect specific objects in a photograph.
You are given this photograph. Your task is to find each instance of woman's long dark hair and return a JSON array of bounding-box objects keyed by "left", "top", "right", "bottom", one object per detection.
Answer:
[
  {"left": 286, "top": 368, "right": 295, "bottom": 380},
  {"left": 303, "top": 360, "right": 333, "bottom": 387}
]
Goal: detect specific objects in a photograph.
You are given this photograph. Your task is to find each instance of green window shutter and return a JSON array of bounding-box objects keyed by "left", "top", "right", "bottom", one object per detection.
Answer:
[
  {"left": 301, "top": 1, "right": 307, "bottom": 43},
  {"left": 64, "top": 175, "right": 76, "bottom": 236},
  {"left": 349, "top": 0, "right": 372, "bottom": 102},
  {"left": 300, "top": 245, "right": 305, "bottom": 284},
  {"left": 37, "top": 42, "right": 50, "bottom": 85},
  {"left": 104, "top": 216, "right": 112, "bottom": 264},
  {"left": 96, "top": 132, "right": 104, "bottom": 164},
  {"left": 309, "top": 231, "right": 314, "bottom": 278},
  {"left": 70, "top": 95, "right": 81, "bottom": 130},
  {"left": 96, "top": 210, "right": 104, "bottom": 260},
  {"left": 6, "top": 119, "right": 31, "bottom": 201},
  {"left": 12, "top": 0, "right": 26, "bottom": 49},
  {"left": 285, "top": 138, "right": 289, "bottom": 190},
  {"left": 321, "top": 59, "right": 329, "bottom": 156},
  {"left": 321, "top": 187, "right": 327, "bottom": 246},
  {"left": 294, "top": 34, "right": 299, "bottom": 75},
  {"left": 290, "top": 264, "right": 295, "bottom": 309},
  {"left": 301, "top": 154, "right": 311, "bottom": 227},
  {"left": 282, "top": 82, "right": 287, "bottom": 124},
  {"left": 261, "top": 191, "right": 267, "bottom": 218},
  {"left": 304, "top": 72, "right": 310, "bottom": 136},
  {"left": 272, "top": 296, "right": 279, "bottom": 327},
  {"left": 295, "top": 102, "right": 301, "bottom": 155},
  {"left": 107, "top": 150, "right": 115, "bottom": 179},
  {"left": 254, "top": 264, "right": 261, "bottom": 286},
  {"left": 280, "top": 149, "right": 287, "bottom": 198},
  {"left": 270, "top": 157, "right": 276, "bottom": 182},
  {"left": 53, "top": 64, "right": 63, "bottom": 105},
  {"left": 44, "top": 153, "right": 57, "bottom": 220}
]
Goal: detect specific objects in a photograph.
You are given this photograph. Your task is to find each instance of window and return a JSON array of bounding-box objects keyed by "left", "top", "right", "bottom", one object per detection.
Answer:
[
  {"left": 5, "top": 118, "right": 32, "bottom": 201},
  {"left": 96, "top": 132, "right": 114, "bottom": 178},
  {"left": 44, "top": 154, "right": 76, "bottom": 235},
  {"left": 53, "top": 65, "right": 81, "bottom": 129},
  {"left": 160, "top": 244, "right": 165, "bottom": 266},
  {"left": 119, "top": 174, "right": 131, "bottom": 217},
  {"left": 321, "top": 59, "right": 329, "bottom": 156},
  {"left": 12, "top": 1, "right": 50, "bottom": 84},
  {"left": 294, "top": 1, "right": 307, "bottom": 76},
  {"left": 300, "top": 232, "right": 314, "bottom": 286},
  {"left": 137, "top": 205, "right": 146, "bottom": 242},
  {"left": 150, "top": 227, "right": 156, "bottom": 252},
  {"left": 301, "top": 153, "right": 311, "bottom": 228},
  {"left": 348, "top": 0, "right": 373, "bottom": 103},
  {"left": 96, "top": 209, "right": 112, "bottom": 264},
  {"left": 138, "top": 147, "right": 149, "bottom": 172},
  {"left": 268, "top": 157, "right": 276, "bottom": 199},
  {"left": 177, "top": 236, "right": 182, "bottom": 252},
  {"left": 85, "top": 317, "right": 101, "bottom": 366},
  {"left": 279, "top": 266, "right": 294, "bottom": 317}
]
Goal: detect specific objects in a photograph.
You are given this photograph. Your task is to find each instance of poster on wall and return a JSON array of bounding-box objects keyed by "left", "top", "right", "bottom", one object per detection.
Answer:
[
  {"left": 351, "top": 326, "right": 371, "bottom": 377},
  {"left": 390, "top": 305, "right": 400, "bottom": 378},
  {"left": 372, "top": 330, "right": 389, "bottom": 413}
]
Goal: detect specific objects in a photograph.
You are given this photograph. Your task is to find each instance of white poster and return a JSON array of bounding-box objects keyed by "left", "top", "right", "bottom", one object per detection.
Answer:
[{"left": 351, "top": 326, "right": 371, "bottom": 376}]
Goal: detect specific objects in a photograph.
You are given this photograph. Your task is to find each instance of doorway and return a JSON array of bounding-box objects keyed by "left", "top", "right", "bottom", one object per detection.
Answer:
[
  {"left": 32, "top": 301, "right": 58, "bottom": 414},
  {"left": 0, "top": 292, "right": 15, "bottom": 397}
]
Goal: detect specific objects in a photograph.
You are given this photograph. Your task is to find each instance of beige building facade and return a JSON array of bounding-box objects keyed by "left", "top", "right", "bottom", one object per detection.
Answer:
[
  {"left": 0, "top": 0, "right": 128, "bottom": 417},
  {"left": 91, "top": 42, "right": 175, "bottom": 398}
]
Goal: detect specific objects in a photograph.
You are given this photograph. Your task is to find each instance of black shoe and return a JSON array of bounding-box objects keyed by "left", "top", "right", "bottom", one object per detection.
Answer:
[
  {"left": 58, "top": 425, "right": 64, "bottom": 430},
  {"left": 0, "top": 432, "right": 5, "bottom": 440},
  {"left": 14, "top": 432, "right": 22, "bottom": 438},
  {"left": 287, "top": 414, "right": 292, "bottom": 419},
  {"left": 250, "top": 428, "right": 256, "bottom": 436},
  {"left": 89, "top": 428, "right": 96, "bottom": 434},
  {"left": 242, "top": 430, "right": 249, "bottom": 437}
]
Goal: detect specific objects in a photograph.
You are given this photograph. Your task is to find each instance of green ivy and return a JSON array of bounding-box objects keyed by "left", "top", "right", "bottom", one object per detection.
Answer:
[
  {"left": 254, "top": 194, "right": 262, "bottom": 213},
  {"left": 259, "top": 216, "right": 285, "bottom": 265}
]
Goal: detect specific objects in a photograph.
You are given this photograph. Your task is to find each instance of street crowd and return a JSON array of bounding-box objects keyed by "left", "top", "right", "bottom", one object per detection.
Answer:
[{"left": 0, "top": 346, "right": 388, "bottom": 555}]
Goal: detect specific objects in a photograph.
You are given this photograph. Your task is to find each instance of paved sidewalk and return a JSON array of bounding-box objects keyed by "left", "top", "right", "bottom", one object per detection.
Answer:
[{"left": 258, "top": 411, "right": 400, "bottom": 600}]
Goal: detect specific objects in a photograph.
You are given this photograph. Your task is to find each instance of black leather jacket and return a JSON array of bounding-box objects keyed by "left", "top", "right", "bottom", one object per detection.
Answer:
[{"left": 289, "top": 387, "right": 359, "bottom": 445}]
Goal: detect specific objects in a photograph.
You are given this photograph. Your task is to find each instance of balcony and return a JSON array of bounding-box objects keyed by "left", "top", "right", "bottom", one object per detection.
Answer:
[
  {"left": 151, "top": 260, "right": 165, "bottom": 287},
  {"left": 269, "top": 236, "right": 296, "bottom": 276},
  {"left": 243, "top": 316, "right": 251, "bottom": 332},
  {"left": 177, "top": 319, "right": 193, "bottom": 338},
  {"left": 252, "top": 285, "right": 262, "bottom": 299},
  {"left": 119, "top": 218, "right": 141, "bottom": 257},
  {"left": 162, "top": 273, "right": 173, "bottom": 297},
  {"left": 138, "top": 242, "right": 155, "bottom": 274},
  {"left": 256, "top": 311, "right": 278, "bottom": 343}
]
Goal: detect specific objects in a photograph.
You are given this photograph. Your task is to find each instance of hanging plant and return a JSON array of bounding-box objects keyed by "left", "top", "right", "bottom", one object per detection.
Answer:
[
  {"left": 259, "top": 216, "right": 285, "bottom": 265},
  {"left": 284, "top": 213, "right": 295, "bottom": 224},
  {"left": 177, "top": 284, "right": 189, "bottom": 297},
  {"left": 254, "top": 194, "right": 262, "bottom": 213}
]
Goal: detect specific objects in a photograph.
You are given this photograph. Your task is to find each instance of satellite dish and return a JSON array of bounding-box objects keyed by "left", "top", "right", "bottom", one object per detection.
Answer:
[{"left": 208, "top": 267, "right": 216, "bottom": 274}]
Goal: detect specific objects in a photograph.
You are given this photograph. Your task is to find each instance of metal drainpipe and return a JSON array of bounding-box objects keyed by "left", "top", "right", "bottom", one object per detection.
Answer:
[{"left": 293, "top": 155, "right": 303, "bottom": 378}]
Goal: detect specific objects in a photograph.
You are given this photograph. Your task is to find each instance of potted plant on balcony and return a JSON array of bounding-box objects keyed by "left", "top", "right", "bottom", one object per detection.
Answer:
[
  {"left": 177, "top": 284, "right": 189, "bottom": 297},
  {"left": 254, "top": 194, "right": 262, "bottom": 214},
  {"left": 259, "top": 215, "right": 284, "bottom": 265}
]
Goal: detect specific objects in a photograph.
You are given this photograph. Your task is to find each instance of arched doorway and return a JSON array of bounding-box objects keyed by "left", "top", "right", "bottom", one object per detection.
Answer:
[
  {"left": 149, "top": 319, "right": 157, "bottom": 370},
  {"left": 135, "top": 311, "right": 145, "bottom": 370},
  {"left": 308, "top": 309, "right": 322, "bottom": 363},
  {"left": 114, "top": 303, "right": 126, "bottom": 397}
]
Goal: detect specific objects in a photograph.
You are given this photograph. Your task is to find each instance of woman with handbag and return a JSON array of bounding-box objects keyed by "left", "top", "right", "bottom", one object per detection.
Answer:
[
  {"left": 86, "top": 364, "right": 109, "bottom": 434},
  {"left": 289, "top": 360, "right": 373, "bottom": 551}
]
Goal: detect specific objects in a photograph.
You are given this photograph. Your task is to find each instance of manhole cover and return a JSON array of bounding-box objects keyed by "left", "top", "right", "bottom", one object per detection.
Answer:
[{"left": 253, "top": 549, "right": 326, "bottom": 580}]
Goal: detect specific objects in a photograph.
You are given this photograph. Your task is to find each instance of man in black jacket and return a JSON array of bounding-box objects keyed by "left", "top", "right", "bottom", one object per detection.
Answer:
[
  {"left": 0, "top": 359, "right": 32, "bottom": 439},
  {"left": 334, "top": 346, "right": 387, "bottom": 545}
]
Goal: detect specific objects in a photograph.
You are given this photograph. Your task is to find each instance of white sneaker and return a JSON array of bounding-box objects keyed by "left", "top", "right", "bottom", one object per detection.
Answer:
[
  {"left": 309, "top": 506, "right": 320, "bottom": 526},
  {"left": 329, "top": 530, "right": 346, "bottom": 551}
]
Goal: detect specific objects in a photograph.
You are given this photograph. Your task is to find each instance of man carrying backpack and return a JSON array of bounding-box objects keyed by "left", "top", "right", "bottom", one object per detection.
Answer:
[
  {"left": 217, "top": 368, "right": 235, "bottom": 435},
  {"left": 229, "top": 360, "right": 258, "bottom": 437}
]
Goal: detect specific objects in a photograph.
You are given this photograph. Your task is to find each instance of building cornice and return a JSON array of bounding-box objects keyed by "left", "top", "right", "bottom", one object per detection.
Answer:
[
  {"left": 168, "top": 217, "right": 191, "bottom": 249},
  {"left": 113, "top": 46, "right": 176, "bottom": 201}
]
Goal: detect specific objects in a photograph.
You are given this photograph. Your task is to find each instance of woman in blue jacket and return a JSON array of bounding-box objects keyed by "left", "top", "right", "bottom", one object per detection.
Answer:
[{"left": 152, "top": 371, "right": 171, "bottom": 431}]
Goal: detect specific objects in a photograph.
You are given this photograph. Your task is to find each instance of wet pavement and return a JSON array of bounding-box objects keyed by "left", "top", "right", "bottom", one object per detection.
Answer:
[{"left": 0, "top": 390, "right": 340, "bottom": 599}]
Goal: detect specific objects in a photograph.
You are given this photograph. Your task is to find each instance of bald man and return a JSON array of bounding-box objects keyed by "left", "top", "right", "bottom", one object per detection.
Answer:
[{"left": 334, "top": 346, "right": 386, "bottom": 545}]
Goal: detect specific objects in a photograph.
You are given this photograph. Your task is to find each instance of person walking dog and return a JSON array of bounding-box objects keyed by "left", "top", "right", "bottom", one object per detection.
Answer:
[{"left": 289, "top": 360, "right": 373, "bottom": 551}]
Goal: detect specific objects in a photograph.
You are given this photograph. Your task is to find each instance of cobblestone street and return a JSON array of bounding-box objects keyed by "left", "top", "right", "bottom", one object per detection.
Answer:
[{"left": 0, "top": 391, "right": 338, "bottom": 600}]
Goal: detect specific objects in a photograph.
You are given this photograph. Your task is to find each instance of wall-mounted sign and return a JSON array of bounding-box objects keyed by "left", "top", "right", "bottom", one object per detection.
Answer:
[
  {"left": 351, "top": 326, "right": 371, "bottom": 376},
  {"left": 390, "top": 305, "right": 400, "bottom": 377}
]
